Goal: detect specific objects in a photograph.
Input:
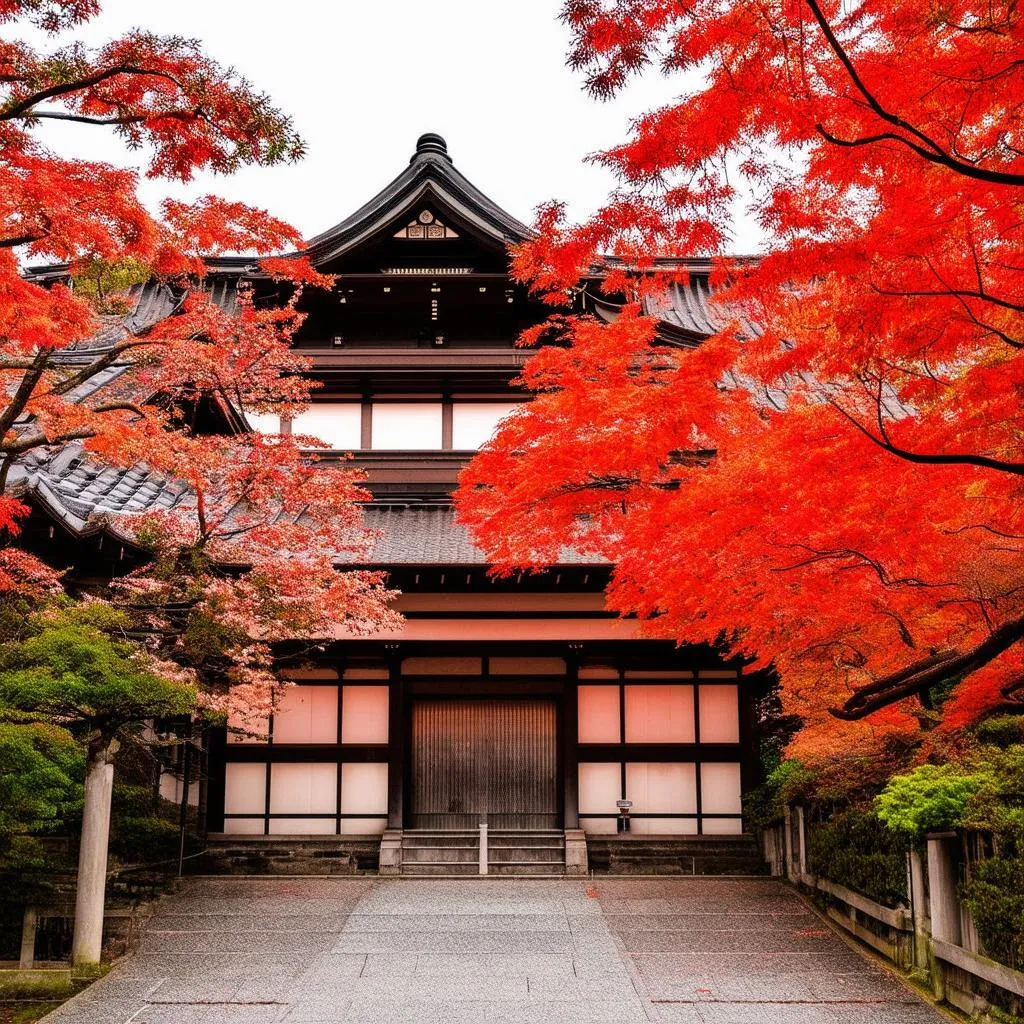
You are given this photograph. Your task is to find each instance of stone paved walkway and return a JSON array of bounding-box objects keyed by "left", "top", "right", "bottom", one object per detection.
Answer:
[{"left": 44, "top": 876, "right": 948, "bottom": 1023}]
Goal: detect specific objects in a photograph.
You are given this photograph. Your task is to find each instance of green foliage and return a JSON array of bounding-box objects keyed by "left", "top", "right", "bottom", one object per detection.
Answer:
[
  {"left": 0, "top": 723, "right": 82, "bottom": 869},
  {"left": 112, "top": 817, "right": 180, "bottom": 864},
  {"left": 961, "top": 856, "right": 1024, "bottom": 970},
  {"left": 745, "top": 758, "right": 816, "bottom": 827},
  {"left": 973, "top": 715, "right": 1024, "bottom": 749},
  {"left": 961, "top": 746, "right": 1024, "bottom": 852},
  {"left": 875, "top": 764, "right": 985, "bottom": 840},
  {"left": 807, "top": 809, "right": 908, "bottom": 908},
  {"left": 0, "top": 603, "right": 197, "bottom": 743},
  {"left": 112, "top": 784, "right": 155, "bottom": 819},
  {"left": 71, "top": 258, "right": 152, "bottom": 314}
]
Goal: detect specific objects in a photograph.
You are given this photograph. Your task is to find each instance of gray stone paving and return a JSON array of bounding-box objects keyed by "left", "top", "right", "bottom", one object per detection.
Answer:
[{"left": 43, "top": 876, "right": 948, "bottom": 1024}]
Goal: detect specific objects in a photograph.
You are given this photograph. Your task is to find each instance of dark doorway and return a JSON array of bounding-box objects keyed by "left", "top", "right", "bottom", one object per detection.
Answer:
[{"left": 409, "top": 699, "right": 558, "bottom": 829}]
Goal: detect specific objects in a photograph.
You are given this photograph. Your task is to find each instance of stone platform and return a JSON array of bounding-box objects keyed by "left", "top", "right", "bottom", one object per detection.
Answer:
[{"left": 43, "top": 876, "right": 946, "bottom": 1023}]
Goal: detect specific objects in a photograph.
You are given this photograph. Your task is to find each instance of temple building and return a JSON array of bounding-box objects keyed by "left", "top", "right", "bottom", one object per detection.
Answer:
[{"left": 16, "top": 134, "right": 767, "bottom": 875}]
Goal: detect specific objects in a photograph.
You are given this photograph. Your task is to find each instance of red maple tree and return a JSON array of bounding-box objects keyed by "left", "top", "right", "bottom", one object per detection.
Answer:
[
  {"left": 1, "top": 0, "right": 397, "bottom": 667},
  {"left": 457, "top": 0, "right": 1024, "bottom": 761},
  {"left": 0, "top": 0, "right": 398, "bottom": 964}
]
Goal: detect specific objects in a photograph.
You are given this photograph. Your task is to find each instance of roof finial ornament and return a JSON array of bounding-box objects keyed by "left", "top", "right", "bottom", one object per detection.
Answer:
[{"left": 413, "top": 133, "right": 451, "bottom": 163}]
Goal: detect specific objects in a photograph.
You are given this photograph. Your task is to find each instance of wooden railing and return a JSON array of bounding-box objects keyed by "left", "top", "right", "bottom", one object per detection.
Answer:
[{"left": 762, "top": 809, "right": 1024, "bottom": 1019}]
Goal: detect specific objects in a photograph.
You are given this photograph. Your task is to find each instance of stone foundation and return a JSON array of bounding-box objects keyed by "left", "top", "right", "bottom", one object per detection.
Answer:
[{"left": 200, "top": 835, "right": 380, "bottom": 875}]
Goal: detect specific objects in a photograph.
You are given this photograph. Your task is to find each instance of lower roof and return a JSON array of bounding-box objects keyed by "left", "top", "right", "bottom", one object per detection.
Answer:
[{"left": 11, "top": 443, "right": 604, "bottom": 568}]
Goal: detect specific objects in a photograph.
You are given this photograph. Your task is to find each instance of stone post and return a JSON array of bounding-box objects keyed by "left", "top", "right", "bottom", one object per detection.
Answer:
[
  {"left": 926, "top": 832, "right": 962, "bottom": 945},
  {"left": 926, "top": 831, "right": 963, "bottom": 1001},
  {"left": 71, "top": 753, "right": 114, "bottom": 968},
  {"left": 796, "top": 805, "right": 808, "bottom": 879},
  {"left": 478, "top": 822, "right": 488, "bottom": 876},
  {"left": 908, "top": 847, "right": 932, "bottom": 975},
  {"left": 19, "top": 905, "right": 37, "bottom": 969},
  {"left": 783, "top": 805, "right": 795, "bottom": 881}
]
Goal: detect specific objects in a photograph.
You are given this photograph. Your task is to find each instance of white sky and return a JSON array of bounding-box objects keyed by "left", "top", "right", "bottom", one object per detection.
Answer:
[{"left": 17, "top": 0, "right": 766, "bottom": 253}]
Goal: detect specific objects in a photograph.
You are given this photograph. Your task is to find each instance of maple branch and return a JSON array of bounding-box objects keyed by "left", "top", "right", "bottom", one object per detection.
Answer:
[
  {"left": 0, "top": 348, "right": 50, "bottom": 439},
  {"left": 804, "top": 0, "right": 1024, "bottom": 187},
  {"left": 24, "top": 109, "right": 199, "bottom": 126},
  {"left": 943, "top": 524, "right": 1024, "bottom": 541},
  {"left": 0, "top": 229, "right": 49, "bottom": 249},
  {"left": 2, "top": 428, "right": 95, "bottom": 455},
  {"left": 771, "top": 543, "right": 947, "bottom": 590},
  {"left": 91, "top": 400, "right": 148, "bottom": 418},
  {"left": 827, "top": 398, "right": 1024, "bottom": 476},
  {"left": 0, "top": 65, "right": 185, "bottom": 121},
  {"left": 830, "top": 613, "right": 1024, "bottom": 719},
  {"left": 868, "top": 282, "right": 1024, "bottom": 315}
]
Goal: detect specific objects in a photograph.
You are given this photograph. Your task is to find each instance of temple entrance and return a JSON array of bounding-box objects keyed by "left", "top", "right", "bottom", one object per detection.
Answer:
[{"left": 409, "top": 698, "right": 559, "bottom": 830}]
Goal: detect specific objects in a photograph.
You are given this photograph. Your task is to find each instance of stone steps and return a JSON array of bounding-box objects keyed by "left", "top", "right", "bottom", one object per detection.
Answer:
[{"left": 400, "top": 829, "right": 566, "bottom": 876}]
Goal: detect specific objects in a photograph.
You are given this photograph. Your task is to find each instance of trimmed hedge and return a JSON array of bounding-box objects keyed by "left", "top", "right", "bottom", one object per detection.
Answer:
[
  {"left": 961, "top": 856, "right": 1024, "bottom": 971},
  {"left": 807, "top": 809, "right": 908, "bottom": 908}
]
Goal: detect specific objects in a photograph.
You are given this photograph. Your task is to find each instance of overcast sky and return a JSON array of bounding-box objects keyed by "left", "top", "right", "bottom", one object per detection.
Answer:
[{"left": 19, "top": 0, "right": 765, "bottom": 253}]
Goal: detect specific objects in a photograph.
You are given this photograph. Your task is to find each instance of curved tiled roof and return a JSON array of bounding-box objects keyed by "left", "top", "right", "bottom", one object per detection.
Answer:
[
  {"left": 10, "top": 444, "right": 602, "bottom": 566},
  {"left": 304, "top": 133, "right": 534, "bottom": 262},
  {"left": 643, "top": 279, "right": 762, "bottom": 341}
]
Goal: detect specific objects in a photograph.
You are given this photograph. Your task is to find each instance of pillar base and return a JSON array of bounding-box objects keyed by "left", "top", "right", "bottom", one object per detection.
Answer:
[
  {"left": 565, "top": 829, "right": 588, "bottom": 875},
  {"left": 379, "top": 829, "right": 403, "bottom": 875}
]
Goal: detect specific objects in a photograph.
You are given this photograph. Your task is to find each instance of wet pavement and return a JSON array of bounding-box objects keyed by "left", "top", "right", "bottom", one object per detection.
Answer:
[{"left": 43, "top": 876, "right": 947, "bottom": 1023}]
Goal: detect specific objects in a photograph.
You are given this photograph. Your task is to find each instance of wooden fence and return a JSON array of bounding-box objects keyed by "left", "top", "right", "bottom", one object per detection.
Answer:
[{"left": 762, "top": 807, "right": 1024, "bottom": 1018}]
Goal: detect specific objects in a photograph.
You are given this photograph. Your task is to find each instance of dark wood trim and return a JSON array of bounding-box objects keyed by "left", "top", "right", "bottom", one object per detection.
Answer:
[
  {"left": 360, "top": 398, "right": 372, "bottom": 449},
  {"left": 387, "top": 659, "right": 404, "bottom": 829},
  {"left": 562, "top": 659, "right": 579, "bottom": 829},
  {"left": 206, "top": 726, "right": 227, "bottom": 832},
  {"left": 405, "top": 679, "right": 566, "bottom": 697},
  {"left": 576, "top": 743, "right": 743, "bottom": 761},
  {"left": 441, "top": 397, "right": 453, "bottom": 450},
  {"left": 223, "top": 744, "right": 389, "bottom": 763},
  {"left": 693, "top": 685, "right": 704, "bottom": 834}
]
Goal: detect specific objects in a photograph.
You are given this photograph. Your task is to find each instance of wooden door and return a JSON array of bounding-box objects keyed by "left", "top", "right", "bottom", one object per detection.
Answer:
[{"left": 409, "top": 699, "right": 558, "bottom": 830}]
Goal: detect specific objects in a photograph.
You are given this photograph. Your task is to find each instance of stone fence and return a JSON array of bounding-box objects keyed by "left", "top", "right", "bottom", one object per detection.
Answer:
[{"left": 762, "top": 807, "right": 1024, "bottom": 1019}]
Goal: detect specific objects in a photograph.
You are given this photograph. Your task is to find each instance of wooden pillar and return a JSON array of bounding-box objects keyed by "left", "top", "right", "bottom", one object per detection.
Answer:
[
  {"left": 387, "top": 654, "right": 404, "bottom": 830},
  {"left": 360, "top": 396, "right": 373, "bottom": 449},
  {"left": 441, "top": 395, "right": 454, "bottom": 450},
  {"left": 205, "top": 726, "right": 227, "bottom": 833},
  {"left": 563, "top": 656, "right": 579, "bottom": 829}
]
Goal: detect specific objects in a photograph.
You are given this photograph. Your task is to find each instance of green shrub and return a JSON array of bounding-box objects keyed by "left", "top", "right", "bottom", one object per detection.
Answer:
[
  {"left": 112, "top": 784, "right": 155, "bottom": 819},
  {"left": 113, "top": 817, "right": 181, "bottom": 864},
  {"left": 745, "top": 759, "right": 816, "bottom": 828},
  {"left": 973, "top": 715, "right": 1024, "bottom": 749},
  {"left": 807, "top": 809, "right": 908, "bottom": 907},
  {"left": 961, "top": 746, "right": 1024, "bottom": 852},
  {"left": 961, "top": 856, "right": 1024, "bottom": 970},
  {"left": 875, "top": 764, "right": 984, "bottom": 840}
]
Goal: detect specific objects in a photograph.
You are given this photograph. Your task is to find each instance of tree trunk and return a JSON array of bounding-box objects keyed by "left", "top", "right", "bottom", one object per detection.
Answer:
[{"left": 71, "top": 740, "right": 114, "bottom": 968}]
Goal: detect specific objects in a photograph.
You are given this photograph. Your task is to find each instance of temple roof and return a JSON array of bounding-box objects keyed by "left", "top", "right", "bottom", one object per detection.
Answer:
[
  {"left": 10, "top": 443, "right": 600, "bottom": 566},
  {"left": 11, "top": 132, "right": 757, "bottom": 568},
  {"left": 303, "top": 134, "right": 534, "bottom": 264}
]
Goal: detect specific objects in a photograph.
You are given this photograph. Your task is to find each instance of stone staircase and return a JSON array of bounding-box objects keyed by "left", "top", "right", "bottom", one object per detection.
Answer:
[
  {"left": 400, "top": 829, "right": 566, "bottom": 876},
  {"left": 489, "top": 830, "right": 565, "bottom": 875}
]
